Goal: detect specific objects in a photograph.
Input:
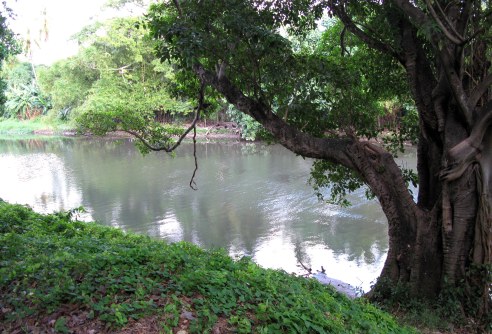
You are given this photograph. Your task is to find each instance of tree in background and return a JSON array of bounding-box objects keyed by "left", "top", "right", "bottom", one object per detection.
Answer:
[
  {"left": 0, "top": 5, "right": 51, "bottom": 120},
  {"left": 37, "top": 55, "right": 97, "bottom": 121},
  {"left": 41, "top": 16, "right": 192, "bottom": 140},
  {"left": 0, "top": 1, "right": 21, "bottom": 116},
  {"left": 2, "top": 61, "right": 51, "bottom": 119},
  {"left": 138, "top": 0, "right": 492, "bottom": 326}
]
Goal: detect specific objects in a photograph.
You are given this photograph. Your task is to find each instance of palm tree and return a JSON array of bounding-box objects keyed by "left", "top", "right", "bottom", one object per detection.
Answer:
[{"left": 5, "top": 82, "right": 51, "bottom": 119}]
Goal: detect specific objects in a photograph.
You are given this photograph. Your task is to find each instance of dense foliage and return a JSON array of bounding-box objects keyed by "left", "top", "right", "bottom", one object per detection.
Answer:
[
  {"left": 144, "top": 0, "right": 492, "bottom": 326},
  {"left": 37, "top": 17, "right": 192, "bottom": 127},
  {"left": 0, "top": 201, "right": 417, "bottom": 333},
  {"left": 2, "top": 62, "right": 51, "bottom": 119},
  {"left": 0, "top": 2, "right": 21, "bottom": 116},
  {"left": 144, "top": 1, "right": 418, "bottom": 198}
]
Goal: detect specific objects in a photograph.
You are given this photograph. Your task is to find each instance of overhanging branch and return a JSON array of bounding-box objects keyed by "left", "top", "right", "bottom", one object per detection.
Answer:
[
  {"left": 123, "top": 108, "right": 201, "bottom": 153},
  {"left": 122, "top": 83, "right": 205, "bottom": 153},
  {"left": 191, "top": 63, "right": 421, "bottom": 250},
  {"left": 192, "top": 62, "right": 356, "bottom": 169}
]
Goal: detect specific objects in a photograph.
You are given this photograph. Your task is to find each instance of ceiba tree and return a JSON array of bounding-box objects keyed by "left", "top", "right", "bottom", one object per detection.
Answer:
[{"left": 105, "top": 0, "right": 491, "bottom": 322}]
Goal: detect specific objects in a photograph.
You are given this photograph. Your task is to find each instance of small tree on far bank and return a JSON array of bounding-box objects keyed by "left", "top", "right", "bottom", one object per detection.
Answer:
[{"left": 39, "top": 16, "right": 193, "bottom": 134}]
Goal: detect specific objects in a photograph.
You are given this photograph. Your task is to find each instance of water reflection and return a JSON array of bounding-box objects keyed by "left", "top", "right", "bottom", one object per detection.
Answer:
[
  {"left": 0, "top": 137, "right": 409, "bottom": 291},
  {"left": 0, "top": 140, "right": 84, "bottom": 214}
]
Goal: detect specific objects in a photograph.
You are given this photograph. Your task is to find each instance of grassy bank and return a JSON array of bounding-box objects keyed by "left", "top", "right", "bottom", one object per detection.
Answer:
[
  {"left": 0, "top": 201, "right": 417, "bottom": 333},
  {"left": 0, "top": 117, "right": 74, "bottom": 135},
  {"left": 0, "top": 117, "right": 240, "bottom": 140}
]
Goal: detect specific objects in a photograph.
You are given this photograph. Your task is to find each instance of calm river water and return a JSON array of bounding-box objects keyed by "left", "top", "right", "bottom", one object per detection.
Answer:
[{"left": 0, "top": 137, "right": 416, "bottom": 291}]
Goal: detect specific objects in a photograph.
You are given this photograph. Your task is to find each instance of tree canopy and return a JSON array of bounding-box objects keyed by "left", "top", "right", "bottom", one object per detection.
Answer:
[{"left": 140, "top": 0, "right": 492, "bottom": 326}]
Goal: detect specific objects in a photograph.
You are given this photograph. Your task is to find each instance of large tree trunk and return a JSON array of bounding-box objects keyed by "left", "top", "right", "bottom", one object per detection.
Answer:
[
  {"left": 358, "top": 1, "right": 491, "bottom": 323},
  {"left": 372, "top": 112, "right": 491, "bottom": 324}
]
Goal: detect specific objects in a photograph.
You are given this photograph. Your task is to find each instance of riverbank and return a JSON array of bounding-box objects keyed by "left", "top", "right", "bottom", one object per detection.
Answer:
[
  {"left": 0, "top": 118, "right": 366, "bottom": 300},
  {"left": 0, "top": 118, "right": 73, "bottom": 136},
  {"left": 0, "top": 118, "right": 243, "bottom": 141},
  {"left": 0, "top": 201, "right": 417, "bottom": 333}
]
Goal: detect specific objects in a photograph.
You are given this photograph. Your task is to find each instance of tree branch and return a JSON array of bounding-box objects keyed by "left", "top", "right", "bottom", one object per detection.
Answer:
[
  {"left": 329, "top": 1, "right": 403, "bottom": 63},
  {"left": 192, "top": 63, "right": 356, "bottom": 169},
  {"left": 434, "top": 1, "right": 465, "bottom": 41},
  {"left": 438, "top": 45, "right": 474, "bottom": 126},
  {"left": 123, "top": 82, "right": 206, "bottom": 190},
  {"left": 393, "top": 0, "right": 474, "bottom": 125},
  {"left": 122, "top": 83, "right": 205, "bottom": 153},
  {"left": 122, "top": 129, "right": 164, "bottom": 151},
  {"left": 172, "top": 0, "right": 183, "bottom": 17},
  {"left": 462, "top": 27, "right": 485, "bottom": 45},
  {"left": 391, "top": 0, "right": 452, "bottom": 47},
  {"left": 394, "top": 0, "right": 474, "bottom": 47},
  {"left": 391, "top": 0, "right": 428, "bottom": 27},
  {"left": 189, "top": 125, "right": 198, "bottom": 190},
  {"left": 340, "top": 26, "right": 347, "bottom": 57},
  {"left": 423, "top": 0, "right": 464, "bottom": 45},
  {"left": 469, "top": 73, "right": 492, "bottom": 111},
  {"left": 188, "top": 81, "right": 206, "bottom": 190},
  {"left": 431, "top": 72, "right": 448, "bottom": 132},
  {"left": 457, "top": 0, "right": 474, "bottom": 37},
  {"left": 123, "top": 109, "right": 200, "bottom": 153},
  {"left": 191, "top": 62, "right": 421, "bottom": 250}
]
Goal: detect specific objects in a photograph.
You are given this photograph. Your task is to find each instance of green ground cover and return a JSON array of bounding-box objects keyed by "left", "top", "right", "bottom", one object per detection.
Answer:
[
  {"left": 0, "top": 117, "right": 72, "bottom": 135},
  {"left": 0, "top": 201, "right": 417, "bottom": 333}
]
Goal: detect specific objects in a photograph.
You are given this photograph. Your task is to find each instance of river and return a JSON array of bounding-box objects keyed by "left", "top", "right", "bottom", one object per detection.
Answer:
[{"left": 0, "top": 137, "right": 416, "bottom": 292}]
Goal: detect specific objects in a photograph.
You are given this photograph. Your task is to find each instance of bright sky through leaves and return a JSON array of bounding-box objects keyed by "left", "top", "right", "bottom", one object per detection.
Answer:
[{"left": 4, "top": 0, "right": 144, "bottom": 64}]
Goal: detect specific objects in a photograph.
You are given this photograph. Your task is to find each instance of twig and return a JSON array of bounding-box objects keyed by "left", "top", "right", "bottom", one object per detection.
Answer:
[
  {"left": 172, "top": 0, "right": 183, "bottom": 17},
  {"left": 189, "top": 124, "right": 198, "bottom": 190},
  {"left": 424, "top": 0, "right": 463, "bottom": 45},
  {"left": 123, "top": 81, "right": 206, "bottom": 190},
  {"left": 122, "top": 109, "right": 200, "bottom": 153},
  {"left": 188, "top": 81, "right": 206, "bottom": 190},
  {"left": 298, "top": 260, "right": 312, "bottom": 276},
  {"left": 434, "top": 0, "right": 465, "bottom": 42}
]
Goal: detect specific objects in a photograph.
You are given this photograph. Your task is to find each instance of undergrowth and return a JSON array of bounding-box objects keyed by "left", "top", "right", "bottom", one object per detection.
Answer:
[
  {"left": 0, "top": 201, "right": 417, "bottom": 333},
  {"left": 370, "top": 277, "right": 491, "bottom": 333}
]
